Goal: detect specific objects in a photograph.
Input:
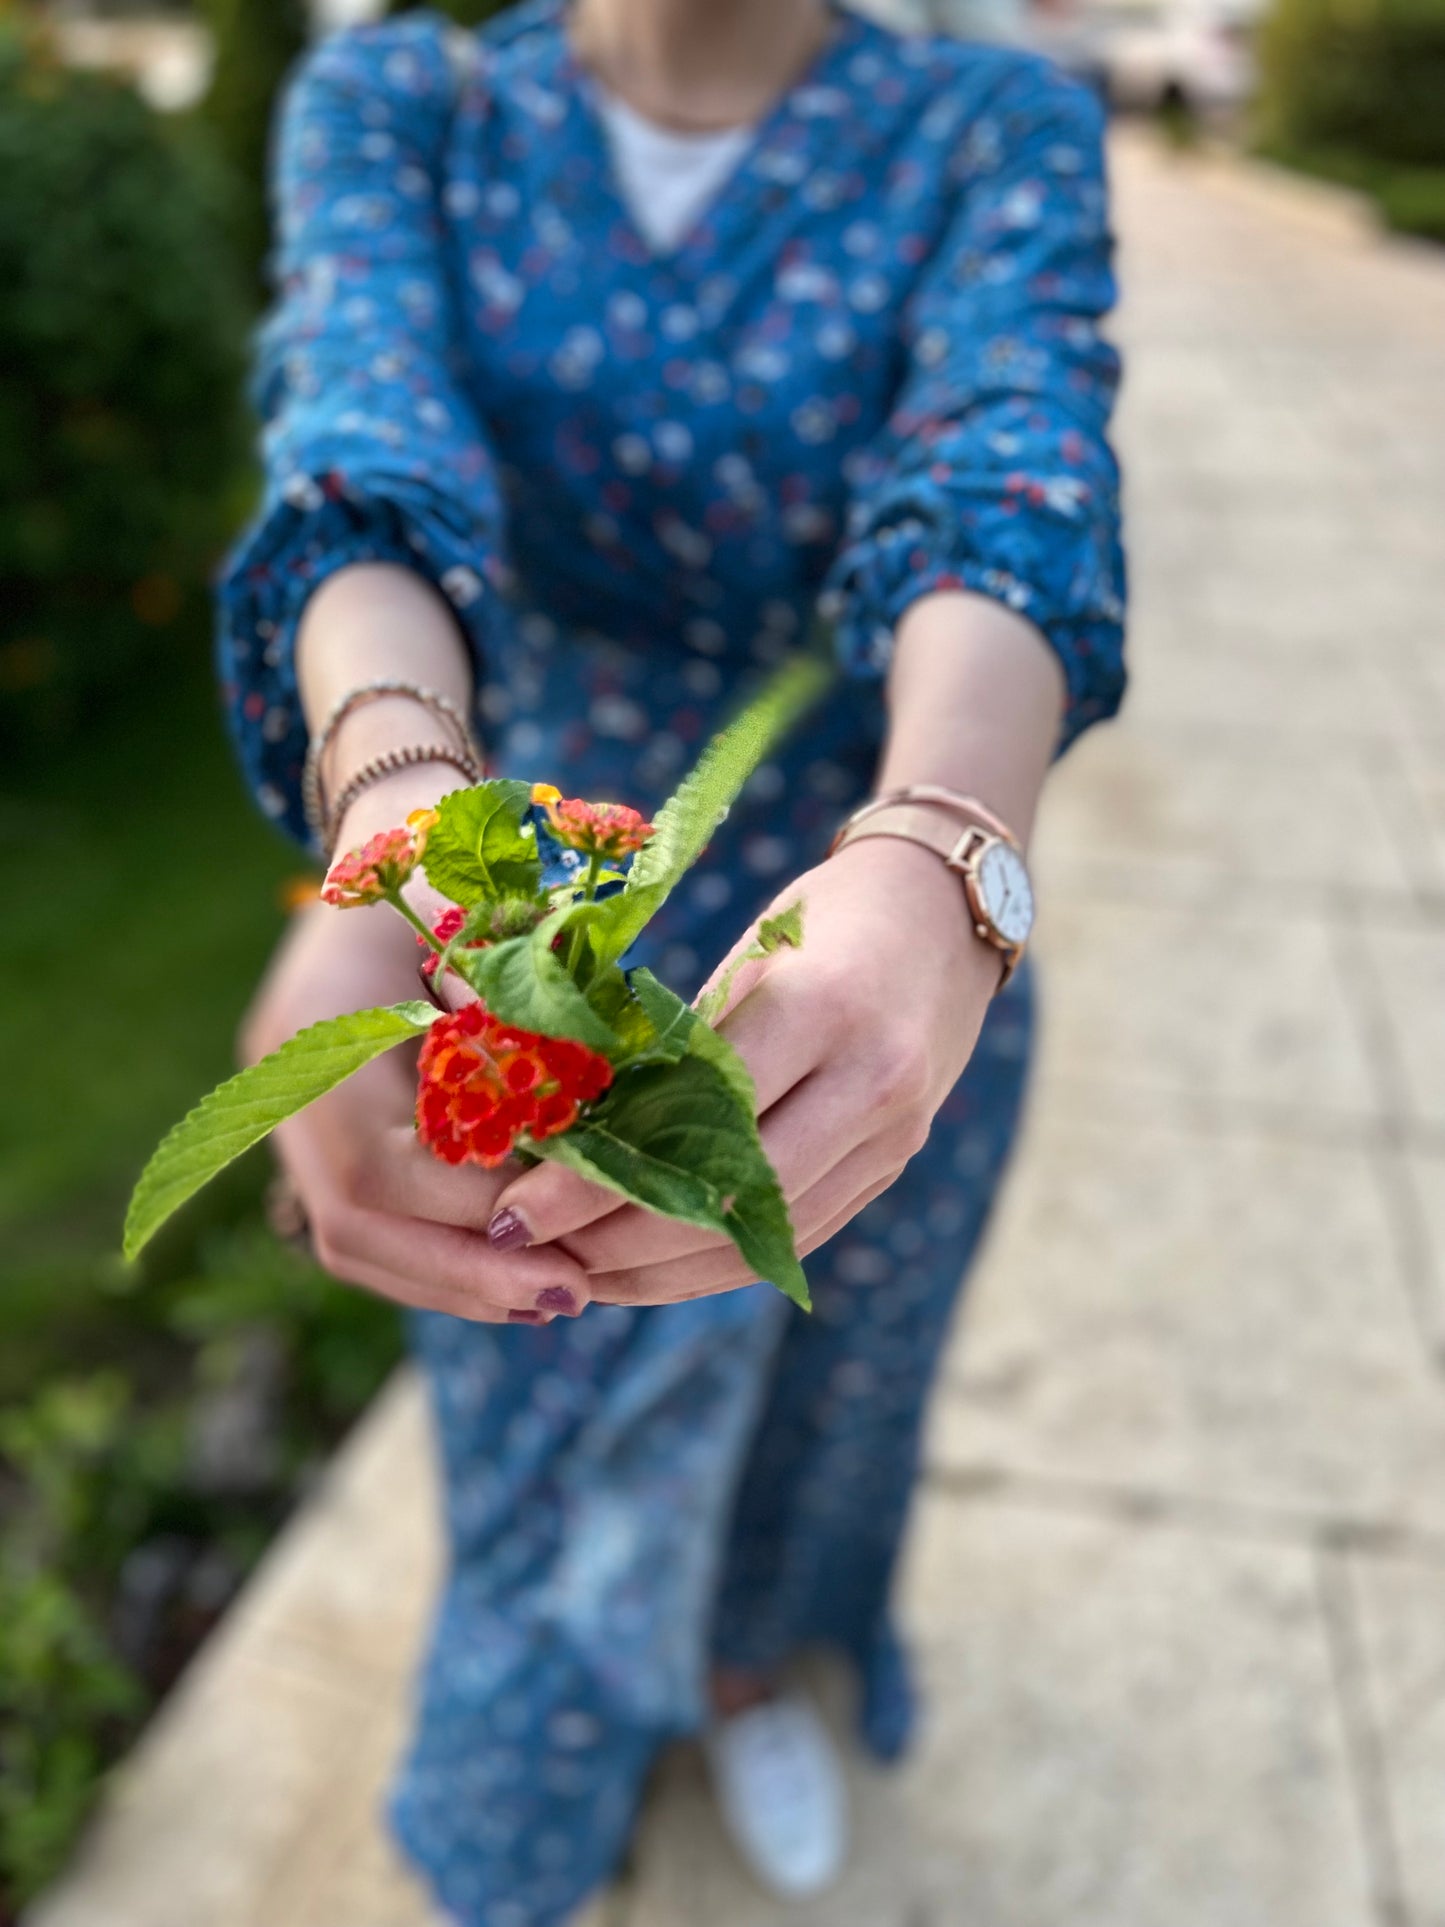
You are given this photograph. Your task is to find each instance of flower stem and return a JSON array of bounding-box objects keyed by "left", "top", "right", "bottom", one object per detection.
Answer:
[
  {"left": 582, "top": 852, "right": 603, "bottom": 902},
  {"left": 387, "top": 891, "right": 442, "bottom": 952}
]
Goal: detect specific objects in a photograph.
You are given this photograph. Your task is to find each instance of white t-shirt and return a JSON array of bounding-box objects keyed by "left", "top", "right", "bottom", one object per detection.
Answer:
[{"left": 595, "top": 88, "right": 755, "bottom": 254}]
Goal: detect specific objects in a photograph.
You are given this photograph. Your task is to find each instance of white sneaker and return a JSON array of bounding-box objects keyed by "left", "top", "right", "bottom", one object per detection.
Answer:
[{"left": 703, "top": 1694, "right": 850, "bottom": 1899}]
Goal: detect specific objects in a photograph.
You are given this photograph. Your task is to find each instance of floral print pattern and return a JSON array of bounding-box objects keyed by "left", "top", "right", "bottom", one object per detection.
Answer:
[
  {"left": 216, "top": 6, "right": 1124, "bottom": 1921},
  {"left": 219, "top": 0, "right": 1124, "bottom": 847}
]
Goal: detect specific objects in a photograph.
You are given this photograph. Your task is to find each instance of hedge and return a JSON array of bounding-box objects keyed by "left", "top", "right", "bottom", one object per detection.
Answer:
[
  {"left": 1256, "top": 0, "right": 1445, "bottom": 169},
  {"left": 0, "top": 19, "right": 247, "bottom": 736}
]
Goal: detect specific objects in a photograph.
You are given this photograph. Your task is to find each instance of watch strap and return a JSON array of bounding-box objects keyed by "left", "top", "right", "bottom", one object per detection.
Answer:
[
  {"left": 831, "top": 802, "right": 1026, "bottom": 992},
  {"left": 862, "top": 785, "right": 1021, "bottom": 848},
  {"left": 832, "top": 802, "right": 986, "bottom": 871}
]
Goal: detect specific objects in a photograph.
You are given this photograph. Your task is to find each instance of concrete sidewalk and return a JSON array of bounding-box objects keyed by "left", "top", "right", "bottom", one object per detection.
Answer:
[{"left": 31, "top": 129, "right": 1445, "bottom": 1927}]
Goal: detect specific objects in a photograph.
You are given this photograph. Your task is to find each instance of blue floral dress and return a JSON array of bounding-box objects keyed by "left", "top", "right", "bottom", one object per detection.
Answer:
[{"left": 219, "top": 5, "right": 1125, "bottom": 1920}]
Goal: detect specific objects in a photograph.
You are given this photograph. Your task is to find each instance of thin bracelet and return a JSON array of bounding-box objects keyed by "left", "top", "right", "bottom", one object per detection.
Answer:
[
  {"left": 845, "top": 785, "right": 1021, "bottom": 850},
  {"left": 303, "top": 680, "right": 482, "bottom": 845},
  {"left": 324, "top": 743, "right": 484, "bottom": 858}
]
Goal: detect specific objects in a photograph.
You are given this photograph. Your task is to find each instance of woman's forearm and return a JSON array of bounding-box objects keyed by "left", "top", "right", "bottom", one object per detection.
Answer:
[
  {"left": 298, "top": 575, "right": 1065, "bottom": 865},
  {"left": 874, "top": 590, "right": 1067, "bottom": 848},
  {"left": 296, "top": 562, "right": 478, "bottom": 829}
]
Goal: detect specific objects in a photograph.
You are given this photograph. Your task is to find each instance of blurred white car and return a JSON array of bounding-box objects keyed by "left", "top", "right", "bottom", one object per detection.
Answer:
[
  {"left": 1090, "top": 0, "right": 1260, "bottom": 115},
  {"left": 923, "top": 0, "right": 1260, "bottom": 117}
]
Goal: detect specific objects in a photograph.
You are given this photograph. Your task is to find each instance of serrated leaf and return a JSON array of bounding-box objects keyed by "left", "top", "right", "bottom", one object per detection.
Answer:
[
  {"left": 583, "top": 966, "right": 665, "bottom": 1060},
  {"left": 530, "top": 1095, "right": 724, "bottom": 1229},
  {"left": 624, "top": 967, "right": 760, "bottom": 1116},
  {"left": 454, "top": 932, "right": 620, "bottom": 1053},
  {"left": 123, "top": 1003, "right": 436, "bottom": 1261},
  {"left": 625, "top": 657, "right": 830, "bottom": 912},
  {"left": 682, "top": 1005, "right": 761, "bottom": 1118},
  {"left": 626, "top": 968, "right": 697, "bottom": 1064},
  {"left": 544, "top": 884, "right": 668, "bottom": 976},
  {"left": 720, "top": 1157, "right": 809, "bottom": 1311},
  {"left": 422, "top": 780, "right": 540, "bottom": 907},
  {"left": 530, "top": 1053, "right": 810, "bottom": 1309}
]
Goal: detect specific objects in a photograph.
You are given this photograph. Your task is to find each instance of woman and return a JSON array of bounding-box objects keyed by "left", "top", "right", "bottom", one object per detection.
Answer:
[{"left": 224, "top": 0, "right": 1124, "bottom": 1919}]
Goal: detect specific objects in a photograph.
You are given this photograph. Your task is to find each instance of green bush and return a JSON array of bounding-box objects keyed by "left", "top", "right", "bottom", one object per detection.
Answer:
[
  {"left": 1375, "top": 163, "right": 1445, "bottom": 238},
  {"left": 1256, "top": 0, "right": 1445, "bottom": 169},
  {"left": 0, "top": 1377, "right": 150, "bottom": 1912},
  {"left": 196, "top": 0, "right": 308, "bottom": 290},
  {"left": 0, "top": 20, "right": 248, "bottom": 740},
  {"left": 387, "top": 0, "right": 517, "bottom": 26},
  {"left": 0, "top": 1232, "right": 401, "bottom": 1913}
]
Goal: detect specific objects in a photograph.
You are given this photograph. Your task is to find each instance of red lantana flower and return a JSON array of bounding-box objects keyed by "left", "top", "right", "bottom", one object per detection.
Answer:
[
  {"left": 415, "top": 1003, "right": 613, "bottom": 1167},
  {"left": 534, "top": 785, "right": 654, "bottom": 861},
  {"left": 417, "top": 905, "right": 487, "bottom": 980},
  {"left": 320, "top": 808, "right": 439, "bottom": 907}
]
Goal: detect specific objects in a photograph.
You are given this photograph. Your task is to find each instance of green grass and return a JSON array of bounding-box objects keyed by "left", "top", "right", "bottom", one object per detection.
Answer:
[
  {"left": 0, "top": 637, "right": 406, "bottom": 1913},
  {"left": 0, "top": 639, "right": 305, "bottom": 1399}
]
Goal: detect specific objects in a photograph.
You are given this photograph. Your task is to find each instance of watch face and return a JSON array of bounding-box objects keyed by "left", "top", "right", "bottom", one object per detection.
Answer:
[{"left": 976, "top": 841, "right": 1034, "bottom": 946}]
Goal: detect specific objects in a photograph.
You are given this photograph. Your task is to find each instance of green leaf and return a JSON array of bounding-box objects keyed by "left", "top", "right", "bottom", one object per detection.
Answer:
[
  {"left": 459, "top": 897, "right": 549, "bottom": 944},
  {"left": 531, "top": 1083, "right": 724, "bottom": 1230},
  {"left": 757, "top": 899, "right": 806, "bottom": 952},
  {"left": 422, "top": 780, "right": 540, "bottom": 907},
  {"left": 626, "top": 968, "right": 698, "bottom": 1064},
  {"left": 544, "top": 884, "right": 668, "bottom": 975},
  {"left": 455, "top": 933, "right": 620, "bottom": 1054},
  {"left": 681, "top": 1004, "right": 761, "bottom": 1118},
  {"left": 626, "top": 657, "right": 831, "bottom": 912},
  {"left": 694, "top": 896, "right": 806, "bottom": 1027},
  {"left": 531, "top": 1053, "right": 810, "bottom": 1309},
  {"left": 123, "top": 1003, "right": 436, "bottom": 1261},
  {"left": 624, "top": 966, "right": 758, "bottom": 1113},
  {"left": 582, "top": 965, "right": 667, "bottom": 1061}
]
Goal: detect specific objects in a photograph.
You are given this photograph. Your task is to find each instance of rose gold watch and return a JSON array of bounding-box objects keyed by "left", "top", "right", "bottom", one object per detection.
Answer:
[{"left": 829, "top": 790, "right": 1035, "bottom": 990}]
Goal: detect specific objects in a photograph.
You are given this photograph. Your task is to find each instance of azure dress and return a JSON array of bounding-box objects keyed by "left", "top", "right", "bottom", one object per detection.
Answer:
[{"left": 219, "top": 5, "right": 1125, "bottom": 1921}]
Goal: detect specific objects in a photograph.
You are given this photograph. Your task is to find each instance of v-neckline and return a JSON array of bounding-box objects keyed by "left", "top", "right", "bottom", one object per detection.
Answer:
[{"left": 547, "top": 0, "right": 869, "bottom": 277}]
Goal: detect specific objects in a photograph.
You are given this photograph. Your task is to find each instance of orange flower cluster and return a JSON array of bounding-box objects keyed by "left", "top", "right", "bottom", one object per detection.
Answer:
[
  {"left": 320, "top": 808, "right": 439, "bottom": 907},
  {"left": 415, "top": 1003, "right": 613, "bottom": 1167},
  {"left": 534, "top": 786, "right": 654, "bottom": 861}
]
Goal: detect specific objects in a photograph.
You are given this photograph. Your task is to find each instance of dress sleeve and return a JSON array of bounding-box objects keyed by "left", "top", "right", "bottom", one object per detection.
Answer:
[
  {"left": 821, "top": 60, "right": 1126, "bottom": 752},
  {"left": 217, "top": 19, "right": 506, "bottom": 845}
]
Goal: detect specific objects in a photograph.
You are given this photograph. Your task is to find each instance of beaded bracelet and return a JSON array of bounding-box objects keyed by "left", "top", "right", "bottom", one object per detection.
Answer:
[
  {"left": 302, "top": 679, "right": 483, "bottom": 847},
  {"left": 323, "top": 742, "right": 485, "bottom": 859}
]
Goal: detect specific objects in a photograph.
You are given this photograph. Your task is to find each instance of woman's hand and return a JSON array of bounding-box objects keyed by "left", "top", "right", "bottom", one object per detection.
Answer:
[
  {"left": 484, "top": 835, "right": 1002, "bottom": 1303},
  {"left": 244, "top": 772, "right": 593, "bottom": 1326}
]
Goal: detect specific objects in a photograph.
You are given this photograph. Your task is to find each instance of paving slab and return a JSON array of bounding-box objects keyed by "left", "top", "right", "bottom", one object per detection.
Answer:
[
  {"left": 1354, "top": 923, "right": 1445, "bottom": 1131},
  {"left": 1033, "top": 722, "right": 1418, "bottom": 902},
  {"left": 1348, "top": 1550, "right": 1445, "bottom": 1927},
  {"left": 1116, "top": 635, "right": 1420, "bottom": 745},
  {"left": 929, "top": 1115, "right": 1445, "bottom": 1536},
  {"left": 26, "top": 1643, "right": 399, "bottom": 1927},
  {"left": 1026, "top": 895, "right": 1382, "bottom": 1132},
  {"left": 1402, "top": 1150, "right": 1445, "bottom": 1363},
  {"left": 238, "top": 1364, "right": 444, "bottom": 1682},
  {"left": 629, "top": 1496, "right": 1373, "bottom": 1927},
  {"left": 258, "top": 1690, "right": 450, "bottom": 1927},
  {"left": 1380, "top": 733, "right": 1445, "bottom": 901}
]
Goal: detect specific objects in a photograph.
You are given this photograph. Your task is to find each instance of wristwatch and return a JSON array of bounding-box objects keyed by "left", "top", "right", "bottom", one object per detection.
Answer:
[{"left": 829, "top": 786, "right": 1035, "bottom": 989}]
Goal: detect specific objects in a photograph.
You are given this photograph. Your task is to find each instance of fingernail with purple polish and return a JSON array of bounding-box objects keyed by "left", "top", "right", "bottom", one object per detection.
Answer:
[
  {"left": 507, "top": 1309, "right": 546, "bottom": 1325},
  {"left": 535, "top": 1285, "right": 580, "bottom": 1317},
  {"left": 488, "top": 1206, "right": 532, "bottom": 1251}
]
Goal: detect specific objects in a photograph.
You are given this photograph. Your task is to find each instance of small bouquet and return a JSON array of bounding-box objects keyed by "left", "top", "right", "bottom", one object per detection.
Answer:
[{"left": 123, "top": 660, "right": 830, "bottom": 1308}]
